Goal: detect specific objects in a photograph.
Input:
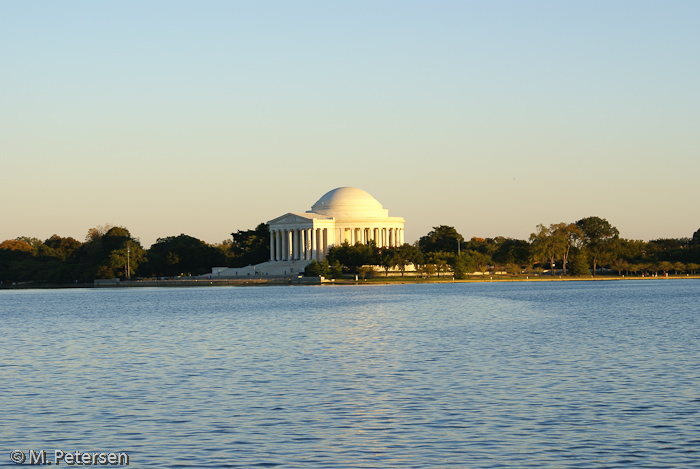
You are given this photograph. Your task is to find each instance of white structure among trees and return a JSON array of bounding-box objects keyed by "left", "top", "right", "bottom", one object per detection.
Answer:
[{"left": 268, "top": 187, "right": 405, "bottom": 262}]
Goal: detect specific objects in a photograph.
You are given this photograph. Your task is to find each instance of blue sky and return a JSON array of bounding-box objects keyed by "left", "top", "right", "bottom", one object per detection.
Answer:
[{"left": 2, "top": 1, "right": 698, "bottom": 247}]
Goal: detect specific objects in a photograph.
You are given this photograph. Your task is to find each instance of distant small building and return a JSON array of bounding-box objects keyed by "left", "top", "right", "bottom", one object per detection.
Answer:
[{"left": 267, "top": 187, "right": 405, "bottom": 262}]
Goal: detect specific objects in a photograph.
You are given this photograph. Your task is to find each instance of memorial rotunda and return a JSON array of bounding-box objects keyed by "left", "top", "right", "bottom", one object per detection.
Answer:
[{"left": 267, "top": 187, "right": 405, "bottom": 262}]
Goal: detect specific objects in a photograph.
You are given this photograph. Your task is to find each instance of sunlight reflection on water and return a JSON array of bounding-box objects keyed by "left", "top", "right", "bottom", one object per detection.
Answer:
[{"left": 1, "top": 280, "right": 699, "bottom": 468}]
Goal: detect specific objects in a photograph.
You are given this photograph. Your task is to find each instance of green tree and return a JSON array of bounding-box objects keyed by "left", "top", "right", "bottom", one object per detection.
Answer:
[
  {"left": 106, "top": 240, "right": 147, "bottom": 279},
  {"left": 73, "top": 226, "right": 145, "bottom": 280},
  {"left": 576, "top": 216, "right": 619, "bottom": 276},
  {"left": 529, "top": 224, "right": 566, "bottom": 276},
  {"left": 230, "top": 223, "right": 270, "bottom": 267},
  {"left": 327, "top": 241, "right": 377, "bottom": 274},
  {"left": 44, "top": 235, "right": 82, "bottom": 261},
  {"left": 418, "top": 226, "right": 464, "bottom": 254},
  {"left": 611, "top": 259, "right": 630, "bottom": 276},
  {"left": 673, "top": 262, "right": 686, "bottom": 275},
  {"left": 616, "top": 239, "right": 647, "bottom": 263},
  {"left": 145, "top": 234, "right": 225, "bottom": 277},
  {"left": 330, "top": 261, "right": 344, "bottom": 279},
  {"left": 429, "top": 252, "right": 450, "bottom": 278},
  {"left": 304, "top": 259, "right": 331, "bottom": 277},
  {"left": 98, "top": 229, "right": 146, "bottom": 279},
  {"left": 636, "top": 262, "right": 652, "bottom": 276},
  {"left": 551, "top": 223, "right": 583, "bottom": 275},
  {"left": 492, "top": 238, "right": 531, "bottom": 267},
  {"left": 405, "top": 243, "right": 425, "bottom": 272},
  {"left": 506, "top": 263, "right": 521, "bottom": 276},
  {"left": 15, "top": 237, "right": 43, "bottom": 254},
  {"left": 568, "top": 248, "right": 590, "bottom": 276},
  {"left": 451, "top": 252, "right": 476, "bottom": 280},
  {"left": 658, "top": 261, "right": 674, "bottom": 276},
  {"left": 422, "top": 263, "right": 436, "bottom": 278},
  {"left": 379, "top": 247, "right": 398, "bottom": 277},
  {"left": 212, "top": 240, "right": 238, "bottom": 266},
  {"left": 358, "top": 266, "right": 375, "bottom": 280},
  {"left": 467, "top": 250, "right": 492, "bottom": 276},
  {"left": 395, "top": 244, "right": 416, "bottom": 277}
]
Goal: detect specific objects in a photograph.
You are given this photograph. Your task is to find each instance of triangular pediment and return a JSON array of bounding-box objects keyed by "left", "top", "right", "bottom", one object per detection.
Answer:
[{"left": 268, "top": 212, "right": 331, "bottom": 226}]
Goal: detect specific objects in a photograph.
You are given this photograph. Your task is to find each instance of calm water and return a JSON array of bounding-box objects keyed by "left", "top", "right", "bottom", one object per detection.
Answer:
[{"left": 1, "top": 280, "right": 699, "bottom": 468}]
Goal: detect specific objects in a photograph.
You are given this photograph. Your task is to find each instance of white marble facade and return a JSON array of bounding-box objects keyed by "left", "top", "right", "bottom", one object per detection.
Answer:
[{"left": 267, "top": 187, "right": 405, "bottom": 262}]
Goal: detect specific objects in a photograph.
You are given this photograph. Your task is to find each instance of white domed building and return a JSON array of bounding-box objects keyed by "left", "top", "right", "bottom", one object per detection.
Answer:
[
  {"left": 268, "top": 187, "right": 405, "bottom": 263},
  {"left": 207, "top": 187, "right": 405, "bottom": 278}
]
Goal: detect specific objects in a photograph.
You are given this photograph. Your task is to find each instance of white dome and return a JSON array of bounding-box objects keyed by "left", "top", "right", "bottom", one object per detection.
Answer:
[{"left": 309, "top": 187, "right": 389, "bottom": 218}]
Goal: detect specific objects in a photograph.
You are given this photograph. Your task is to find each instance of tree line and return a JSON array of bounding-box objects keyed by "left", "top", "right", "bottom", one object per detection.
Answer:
[
  {"left": 0, "top": 223, "right": 270, "bottom": 284},
  {"left": 307, "top": 217, "right": 700, "bottom": 279},
  {"left": 1, "top": 217, "right": 699, "bottom": 284}
]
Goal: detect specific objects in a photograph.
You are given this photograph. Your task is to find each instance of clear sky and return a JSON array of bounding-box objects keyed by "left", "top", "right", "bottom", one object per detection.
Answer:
[{"left": 2, "top": 1, "right": 698, "bottom": 247}]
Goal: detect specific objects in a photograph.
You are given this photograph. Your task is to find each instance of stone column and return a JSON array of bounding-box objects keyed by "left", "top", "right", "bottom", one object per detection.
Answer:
[
  {"left": 298, "top": 229, "right": 303, "bottom": 260},
  {"left": 307, "top": 229, "right": 312, "bottom": 260},
  {"left": 290, "top": 229, "right": 295, "bottom": 260},
  {"left": 300, "top": 229, "right": 304, "bottom": 260},
  {"left": 278, "top": 230, "right": 282, "bottom": 259},
  {"left": 280, "top": 230, "right": 285, "bottom": 261},
  {"left": 270, "top": 230, "right": 275, "bottom": 261},
  {"left": 323, "top": 228, "right": 328, "bottom": 258},
  {"left": 308, "top": 228, "right": 313, "bottom": 260},
  {"left": 278, "top": 230, "right": 283, "bottom": 261},
  {"left": 301, "top": 229, "right": 307, "bottom": 260},
  {"left": 294, "top": 229, "right": 299, "bottom": 260},
  {"left": 311, "top": 229, "right": 316, "bottom": 261},
  {"left": 276, "top": 230, "right": 279, "bottom": 260},
  {"left": 310, "top": 228, "right": 315, "bottom": 261},
  {"left": 292, "top": 229, "right": 299, "bottom": 261}
]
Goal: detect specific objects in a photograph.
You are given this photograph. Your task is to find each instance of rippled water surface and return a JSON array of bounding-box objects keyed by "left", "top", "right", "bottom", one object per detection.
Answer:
[{"left": 2, "top": 280, "right": 699, "bottom": 468}]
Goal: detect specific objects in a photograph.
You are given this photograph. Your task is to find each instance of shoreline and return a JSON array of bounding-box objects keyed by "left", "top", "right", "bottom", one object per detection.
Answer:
[{"left": 2, "top": 274, "right": 698, "bottom": 290}]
